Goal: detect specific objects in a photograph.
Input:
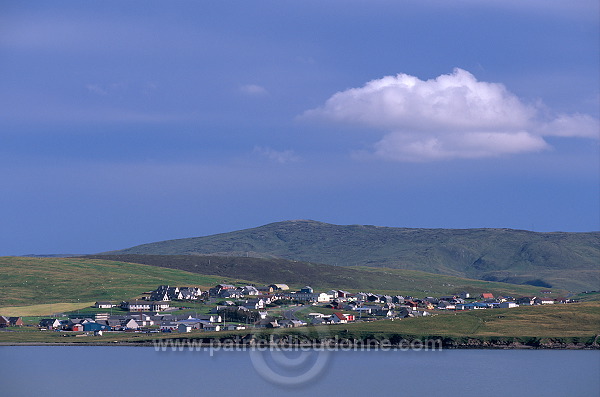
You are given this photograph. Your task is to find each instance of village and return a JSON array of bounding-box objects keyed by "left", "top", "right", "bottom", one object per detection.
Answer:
[{"left": 0, "top": 283, "right": 574, "bottom": 336}]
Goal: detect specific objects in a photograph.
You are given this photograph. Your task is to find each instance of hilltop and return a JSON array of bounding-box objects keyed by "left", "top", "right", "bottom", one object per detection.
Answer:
[{"left": 103, "top": 220, "right": 600, "bottom": 291}]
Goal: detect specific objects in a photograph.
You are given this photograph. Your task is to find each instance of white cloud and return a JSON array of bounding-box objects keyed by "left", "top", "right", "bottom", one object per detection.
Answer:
[
  {"left": 303, "top": 68, "right": 599, "bottom": 162},
  {"left": 240, "top": 84, "right": 268, "bottom": 96},
  {"left": 253, "top": 146, "right": 301, "bottom": 164},
  {"left": 535, "top": 113, "right": 599, "bottom": 139},
  {"left": 85, "top": 84, "right": 108, "bottom": 96},
  {"left": 371, "top": 131, "right": 548, "bottom": 162}
]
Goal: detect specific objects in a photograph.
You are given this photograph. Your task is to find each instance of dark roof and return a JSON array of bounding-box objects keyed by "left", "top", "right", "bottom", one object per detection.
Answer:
[
  {"left": 39, "top": 318, "right": 60, "bottom": 325},
  {"left": 128, "top": 300, "right": 150, "bottom": 304}
]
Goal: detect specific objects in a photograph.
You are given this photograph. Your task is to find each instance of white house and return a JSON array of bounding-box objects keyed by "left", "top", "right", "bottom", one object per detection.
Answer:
[
  {"left": 196, "top": 314, "right": 222, "bottom": 323},
  {"left": 122, "top": 300, "right": 151, "bottom": 312},
  {"left": 202, "top": 323, "right": 221, "bottom": 332},
  {"left": 437, "top": 301, "right": 455, "bottom": 310},
  {"left": 223, "top": 324, "right": 246, "bottom": 331},
  {"left": 150, "top": 290, "right": 171, "bottom": 302},
  {"left": 355, "top": 307, "right": 374, "bottom": 315},
  {"left": 129, "top": 313, "right": 154, "bottom": 326},
  {"left": 122, "top": 319, "right": 140, "bottom": 330},
  {"left": 242, "top": 286, "right": 260, "bottom": 296},
  {"left": 151, "top": 301, "right": 171, "bottom": 311},
  {"left": 412, "top": 310, "right": 431, "bottom": 317},
  {"left": 535, "top": 297, "right": 555, "bottom": 305},
  {"left": 354, "top": 293, "right": 368, "bottom": 302},
  {"left": 243, "top": 299, "right": 267, "bottom": 310},
  {"left": 39, "top": 318, "right": 62, "bottom": 329},
  {"left": 284, "top": 292, "right": 332, "bottom": 302},
  {"left": 329, "top": 313, "right": 348, "bottom": 324},
  {"left": 95, "top": 302, "right": 115, "bottom": 309},
  {"left": 498, "top": 302, "right": 519, "bottom": 309},
  {"left": 178, "top": 287, "right": 202, "bottom": 300}
]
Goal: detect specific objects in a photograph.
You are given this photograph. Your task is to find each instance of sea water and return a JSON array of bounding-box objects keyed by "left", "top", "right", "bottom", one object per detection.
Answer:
[{"left": 0, "top": 346, "right": 598, "bottom": 396}]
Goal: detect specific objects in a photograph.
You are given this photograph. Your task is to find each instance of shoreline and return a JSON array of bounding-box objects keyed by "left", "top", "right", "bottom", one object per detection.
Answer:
[{"left": 1, "top": 340, "right": 598, "bottom": 349}]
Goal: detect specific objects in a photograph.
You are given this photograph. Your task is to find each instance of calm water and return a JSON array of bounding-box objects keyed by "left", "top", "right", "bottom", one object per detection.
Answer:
[{"left": 0, "top": 346, "right": 598, "bottom": 396}]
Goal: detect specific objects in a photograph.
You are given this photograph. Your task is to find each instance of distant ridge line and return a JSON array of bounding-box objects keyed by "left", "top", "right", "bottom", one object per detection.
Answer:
[{"left": 100, "top": 220, "right": 600, "bottom": 291}]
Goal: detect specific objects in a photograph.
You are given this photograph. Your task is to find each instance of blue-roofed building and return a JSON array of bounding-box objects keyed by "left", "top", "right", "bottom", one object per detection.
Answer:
[
  {"left": 456, "top": 302, "right": 490, "bottom": 310},
  {"left": 83, "top": 322, "right": 111, "bottom": 332}
]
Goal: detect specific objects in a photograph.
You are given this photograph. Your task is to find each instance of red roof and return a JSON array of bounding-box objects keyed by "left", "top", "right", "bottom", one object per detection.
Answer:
[{"left": 481, "top": 293, "right": 494, "bottom": 299}]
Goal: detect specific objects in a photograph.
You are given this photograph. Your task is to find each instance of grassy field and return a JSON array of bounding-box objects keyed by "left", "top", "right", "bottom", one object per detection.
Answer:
[
  {"left": 0, "top": 256, "right": 247, "bottom": 309},
  {"left": 0, "top": 302, "right": 96, "bottom": 317},
  {"left": 85, "top": 254, "right": 567, "bottom": 298},
  {"left": 337, "top": 301, "right": 600, "bottom": 338}
]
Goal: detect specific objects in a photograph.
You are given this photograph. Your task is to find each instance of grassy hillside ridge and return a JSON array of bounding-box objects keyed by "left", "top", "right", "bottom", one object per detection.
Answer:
[
  {"left": 0, "top": 256, "right": 564, "bottom": 313},
  {"left": 102, "top": 220, "right": 600, "bottom": 291},
  {"left": 0, "top": 257, "right": 243, "bottom": 308},
  {"left": 86, "top": 254, "right": 565, "bottom": 298}
]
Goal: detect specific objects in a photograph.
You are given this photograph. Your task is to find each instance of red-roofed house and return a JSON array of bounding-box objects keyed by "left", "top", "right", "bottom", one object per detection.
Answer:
[
  {"left": 8, "top": 317, "right": 24, "bottom": 326},
  {"left": 330, "top": 312, "right": 348, "bottom": 324},
  {"left": 0, "top": 316, "right": 24, "bottom": 327},
  {"left": 404, "top": 300, "right": 418, "bottom": 309},
  {"left": 481, "top": 293, "right": 494, "bottom": 300}
]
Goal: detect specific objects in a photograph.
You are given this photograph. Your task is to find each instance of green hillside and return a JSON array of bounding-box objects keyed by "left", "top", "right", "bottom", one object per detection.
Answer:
[
  {"left": 0, "top": 257, "right": 241, "bottom": 308},
  {"left": 103, "top": 220, "right": 600, "bottom": 291},
  {"left": 86, "top": 254, "right": 566, "bottom": 298},
  {"left": 1, "top": 256, "right": 564, "bottom": 311}
]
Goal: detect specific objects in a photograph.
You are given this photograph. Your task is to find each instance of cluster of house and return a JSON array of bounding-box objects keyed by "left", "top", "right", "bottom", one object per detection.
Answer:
[
  {"left": 0, "top": 283, "right": 569, "bottom": 334},
  {"left": 360, "top": 292, "right": 566, "bottom": 312},
  {"left": 38, "top": 312, "right": 228, "bottom": 334},
  {"left": 150, "top": 285, "right": 204, "bottom": 301},
  {"left": 0, "top": 316, "right": 24, "bottom": 328}
]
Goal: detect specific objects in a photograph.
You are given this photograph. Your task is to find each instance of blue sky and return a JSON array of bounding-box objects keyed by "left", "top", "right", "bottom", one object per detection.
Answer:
[{"left": 1, "top": 1, "right": 598, "bottom": 255}]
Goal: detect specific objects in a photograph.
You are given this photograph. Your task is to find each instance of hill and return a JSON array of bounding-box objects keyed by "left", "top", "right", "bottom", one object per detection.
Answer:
[
  {"left": 0, "top": 256, "right": 563, "bottom": 312},
  {"left": 0, "top": 256, "right": 241, "bottom": 308},
  {"left": 103, "top": 220, "right": 600, "bottom": 291},
  {"left": 86, "top": 254, "right": 566, "bottom": 298}
]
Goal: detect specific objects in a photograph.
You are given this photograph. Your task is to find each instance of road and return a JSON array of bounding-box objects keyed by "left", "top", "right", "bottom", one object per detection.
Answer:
[{"left": 282, "top": 304, "right": 309, "bottom": 321}]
